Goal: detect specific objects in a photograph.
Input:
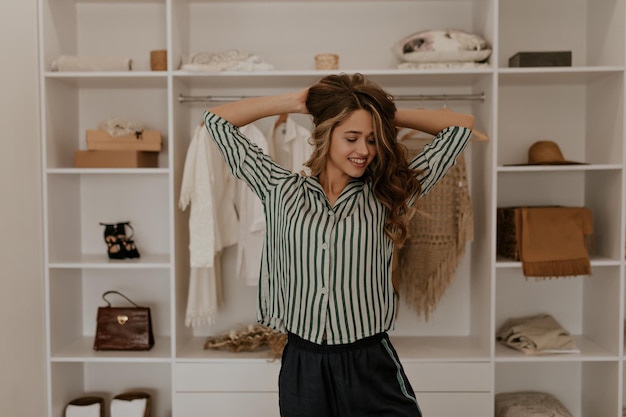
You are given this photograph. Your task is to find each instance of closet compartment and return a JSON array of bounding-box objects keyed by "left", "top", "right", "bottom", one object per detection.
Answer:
[
  {"left": 496, "top": 169, "right": 623, "bottom": 261},
  {"left": 498, "top": 0, "right": 625, "bottom": 68},
  {"left": 41, "top": 0, "right": 167, "bottom": 72},
  {"left": 172, "top": 0, "right": 495, "bottom": 71},
  {"left": 495, "top": 361, "right": 619, "bottom": 417},
  {"left": 172, "top": 71, "right": 494, "bottom": 360},
  {"left": 495, "top": 267, "right": 621, "bottom": 358},
  {"left": 46, "top": 173, "right": 171, "bottom": 264},
  {"left": 48, "top": 267, "right": 172, "bottom": 359},
  {"left": 44, "top": 77, "right": 169, "bottom": 170},
  {"left": 49, "top": 362, "right": 171, "bottom": 417},
  {"left": 497, "top": 71, "right": 624, "bottom": 167}
]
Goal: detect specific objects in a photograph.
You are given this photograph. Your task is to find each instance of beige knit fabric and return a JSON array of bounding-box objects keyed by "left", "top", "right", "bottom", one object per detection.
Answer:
[{"left": 394, "top": 141, "right": 473, "bottom": 320}]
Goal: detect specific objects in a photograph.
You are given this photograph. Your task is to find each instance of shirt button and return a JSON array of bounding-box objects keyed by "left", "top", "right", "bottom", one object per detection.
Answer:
[
  {"left": 328, "top": 209, "right": 334, "bottom": 216},
  {"left": 320, "top": 287, "right": 328, "bottom": 294},
  {"left": 321, "top": 243, "right": 329, "bottom": 250}
]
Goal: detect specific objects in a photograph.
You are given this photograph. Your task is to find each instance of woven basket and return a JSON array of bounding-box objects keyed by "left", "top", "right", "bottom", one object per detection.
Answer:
[
  {"left": 150, "top": 50, "right": 167, "bottom": 71},
  {"left": 315, "top": 53, "right": 339, "bottom": 70}
]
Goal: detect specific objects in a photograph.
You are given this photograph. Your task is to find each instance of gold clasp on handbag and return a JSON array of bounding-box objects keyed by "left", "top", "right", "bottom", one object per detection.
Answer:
[{"left": 117, "top": 315, "right": 129, "bottom": 325}]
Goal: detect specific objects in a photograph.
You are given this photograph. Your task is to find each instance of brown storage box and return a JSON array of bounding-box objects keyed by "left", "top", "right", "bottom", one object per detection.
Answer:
[
  {"left": 508, "top": 51, "right": 572, "bottom": 67},
  {"left": 74, "top": 150, "right": 159, "bottom": 168},
  {"left": 496, "top": 207, "right": 520, "bottom": 260},
  {"left": 86, "top": 129, "right": 162, "bottom": 152}
]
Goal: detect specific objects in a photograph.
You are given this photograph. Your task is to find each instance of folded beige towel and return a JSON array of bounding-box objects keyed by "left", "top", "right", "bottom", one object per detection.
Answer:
[
  {"left": 51, "top": 55, "right": 132, "bottom": 71},
  {"left": 496, "top": 313, "right": 579, "bottom": 354}
]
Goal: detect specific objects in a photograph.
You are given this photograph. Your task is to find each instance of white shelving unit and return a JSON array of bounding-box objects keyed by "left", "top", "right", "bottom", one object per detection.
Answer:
[{"left": 38, "top": 0, "right": 626, "bottom": 416}]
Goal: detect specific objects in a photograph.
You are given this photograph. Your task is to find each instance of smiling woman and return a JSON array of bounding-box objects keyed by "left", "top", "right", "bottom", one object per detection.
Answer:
[{"left": 204, "top": 72, "right": 474, "bottom": 417}]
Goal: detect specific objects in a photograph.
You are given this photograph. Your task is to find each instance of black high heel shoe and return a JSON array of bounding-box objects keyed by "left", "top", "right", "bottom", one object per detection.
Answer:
[
  {"left": 116, "top": 221, "right": 141, "bottom": 259},
  {"left": 117, "top": 222, "right": 140, "bottom": 258},
  {"left": 99, "top": 222, "right": 126, "bottom": 259}
]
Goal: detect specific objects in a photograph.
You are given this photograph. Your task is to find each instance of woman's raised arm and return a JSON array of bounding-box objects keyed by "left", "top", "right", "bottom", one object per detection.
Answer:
[
  {"left": 394, "top": 108, "right": 475, "bottom": 136},
  {"left": 208, "top": 89, "right": 309, "bottom": 127}
]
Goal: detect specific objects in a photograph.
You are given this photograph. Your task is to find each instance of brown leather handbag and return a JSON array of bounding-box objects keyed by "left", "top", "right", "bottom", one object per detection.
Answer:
[{"left": 93, "top": 290, "right": 154, "bottom": 351}]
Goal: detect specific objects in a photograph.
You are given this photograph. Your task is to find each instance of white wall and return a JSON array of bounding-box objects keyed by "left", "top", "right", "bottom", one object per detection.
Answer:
[{"left": 0, "top": 0, "right": 46, "bottom": 416}]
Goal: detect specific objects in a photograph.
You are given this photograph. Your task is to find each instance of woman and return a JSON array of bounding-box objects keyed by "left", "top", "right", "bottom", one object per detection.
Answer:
[{"left": 204, "top": 73, "right": 474, "bottom": 417}]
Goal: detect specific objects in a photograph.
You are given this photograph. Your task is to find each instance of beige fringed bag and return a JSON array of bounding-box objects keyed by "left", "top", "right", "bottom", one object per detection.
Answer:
[{"left": 394, "top": 151, "right": 473, "bottom": 320}]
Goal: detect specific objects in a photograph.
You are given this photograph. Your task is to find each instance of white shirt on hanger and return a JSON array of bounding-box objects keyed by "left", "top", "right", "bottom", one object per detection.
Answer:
[
  {"left": 179, "top": 124, "right": 239, "bottom": 326},
  {"left": 236, "top": 123, "right": 270, "bottom": 285},
  {"left": 264, "top": 115, "right": 313, "bottom": 174}
]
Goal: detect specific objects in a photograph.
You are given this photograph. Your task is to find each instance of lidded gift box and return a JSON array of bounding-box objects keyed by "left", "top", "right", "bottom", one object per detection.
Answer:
[
  {"left": 73, "top": 123, "right": 162, "bottom": 168},
  {"left": 86, "top": 129, "right": 162, "bottom": 152}
]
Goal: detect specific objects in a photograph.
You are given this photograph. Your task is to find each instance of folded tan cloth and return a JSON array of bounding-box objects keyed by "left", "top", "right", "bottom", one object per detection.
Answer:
[
  {"left": 496, "top": 313, "right": 578, "bottom": 354},
  {"left": 515, "top": 207, "right": 593, "bottom": 278}
]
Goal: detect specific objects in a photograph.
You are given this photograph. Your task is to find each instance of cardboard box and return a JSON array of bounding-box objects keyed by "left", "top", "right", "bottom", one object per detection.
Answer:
[
  {"left": 508, "top": 51, "right": 572, "bottom": 67},
  {"left": 74, "top": 150, "right": 159, "bottom": 168},
  {"left": 86, "top": 129, "right": 162, "bottom": 152}
]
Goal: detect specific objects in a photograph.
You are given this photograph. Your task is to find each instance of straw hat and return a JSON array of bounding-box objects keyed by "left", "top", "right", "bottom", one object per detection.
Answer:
[{"left": 525, "top": 140, "right": 585, "bottom": 165}]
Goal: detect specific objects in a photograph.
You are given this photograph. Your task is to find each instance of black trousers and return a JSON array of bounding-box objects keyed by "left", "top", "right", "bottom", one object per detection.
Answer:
[{"left": 279, "top": 332, "right": 423, "bottom": 417}]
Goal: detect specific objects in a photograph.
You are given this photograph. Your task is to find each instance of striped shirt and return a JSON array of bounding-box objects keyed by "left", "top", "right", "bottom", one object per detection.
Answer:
[{"left": 204, "top": 111, "right": 471, "bottom": 345}]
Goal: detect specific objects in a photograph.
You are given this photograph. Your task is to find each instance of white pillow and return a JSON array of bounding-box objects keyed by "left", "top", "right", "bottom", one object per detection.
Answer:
[{"left": 393, "top": 29, "right": 491, "bottom": 63}]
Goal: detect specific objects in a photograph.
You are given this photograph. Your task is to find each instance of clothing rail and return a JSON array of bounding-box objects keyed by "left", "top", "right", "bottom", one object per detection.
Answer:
[{"left": 178, "top": 92, "right": 485, "bottom": 103}]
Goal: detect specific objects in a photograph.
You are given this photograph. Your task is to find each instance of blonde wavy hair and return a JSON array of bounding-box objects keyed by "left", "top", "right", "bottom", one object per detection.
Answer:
[{"left": 304, "top": 73, "right": 421, "bottom": 247}]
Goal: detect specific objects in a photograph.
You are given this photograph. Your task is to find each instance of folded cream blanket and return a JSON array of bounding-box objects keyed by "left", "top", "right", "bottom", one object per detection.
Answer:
[
  {"left": 496, "top": 313, "right": 579, "bottom": 354},
  {"left": 179, "top": 49, "right": 274, "bottom": 72},
  {"left": 51, "top": 55, "right": 132, "bottom": 71}
]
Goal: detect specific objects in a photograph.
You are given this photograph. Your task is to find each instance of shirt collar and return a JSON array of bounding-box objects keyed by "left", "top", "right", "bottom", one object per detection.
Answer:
[{"left": 304, "top": 176, "right": 365, "bottom": 207}]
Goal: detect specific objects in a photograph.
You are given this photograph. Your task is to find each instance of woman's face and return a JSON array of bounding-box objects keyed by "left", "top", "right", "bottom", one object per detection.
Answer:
[{"left": 326, "top": 109, "right": 378, "bottom": 181}]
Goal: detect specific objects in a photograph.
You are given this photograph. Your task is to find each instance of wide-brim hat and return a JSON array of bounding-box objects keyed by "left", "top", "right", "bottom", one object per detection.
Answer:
[{"left": 511, "top": 140, "right": 587, "bottom": 165}]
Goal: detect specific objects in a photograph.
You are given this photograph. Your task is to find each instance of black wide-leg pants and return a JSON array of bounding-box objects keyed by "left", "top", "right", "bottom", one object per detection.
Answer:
[{"left": 278, "top": 332, "right": 423, "bottom": 417}]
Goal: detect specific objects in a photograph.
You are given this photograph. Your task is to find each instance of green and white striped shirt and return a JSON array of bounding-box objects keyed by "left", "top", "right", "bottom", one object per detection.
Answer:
[{"left": 204, "top": 111, "right": 471, "bottom": 345}]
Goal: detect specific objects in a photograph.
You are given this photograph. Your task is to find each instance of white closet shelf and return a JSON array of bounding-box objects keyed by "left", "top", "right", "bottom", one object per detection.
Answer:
[
  {"left": 497, "top": 165, "right": 623, "bottom": 172},
  {"left": 50, "top": 336, "right": 172, "bottom": 362},
  {"left": 177, "top": 335, "right": 489, "bottom": 361},
  {"left": 495, "top": 256, "right": 622, "bottom": 268},
  {"left": 47, "top": 168, "right": 170, "bottom": 175},
  {"left": 48, "top": 253, "right": 171, "bottom": 269},
  {"left": 494, "top": 335, "right": 618, "bottom": 361}
]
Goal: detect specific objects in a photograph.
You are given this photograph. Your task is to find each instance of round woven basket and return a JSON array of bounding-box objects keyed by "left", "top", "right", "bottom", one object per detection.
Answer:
[
  {"left": 150, "top": 50, "right": 167, "bottom": 71},
  {"left": 315, "top": 53, "right": 339, "bottom": 70}
]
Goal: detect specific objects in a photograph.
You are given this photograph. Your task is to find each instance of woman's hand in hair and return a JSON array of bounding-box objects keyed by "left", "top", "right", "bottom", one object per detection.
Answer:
[{"left": 293, "top": 88, "right": 310, "bottom": 114}]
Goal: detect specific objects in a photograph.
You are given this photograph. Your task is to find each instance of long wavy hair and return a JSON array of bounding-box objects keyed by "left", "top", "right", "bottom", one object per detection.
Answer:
[{"left": 304, "top": 73, "right": 420, "bottom": 247}]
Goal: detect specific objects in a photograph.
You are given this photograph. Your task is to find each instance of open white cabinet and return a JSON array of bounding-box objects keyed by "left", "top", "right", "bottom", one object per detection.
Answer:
[{"left": 39, "top": 0, "right": 626, "bottom": 416}]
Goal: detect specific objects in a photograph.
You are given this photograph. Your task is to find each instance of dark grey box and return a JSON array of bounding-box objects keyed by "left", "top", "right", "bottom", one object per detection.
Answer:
[{"left": 508, "top": 51, "right": 572, "bottom": 67}]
